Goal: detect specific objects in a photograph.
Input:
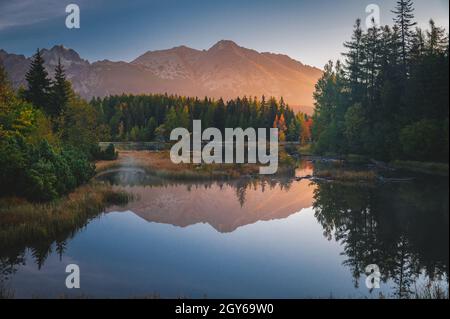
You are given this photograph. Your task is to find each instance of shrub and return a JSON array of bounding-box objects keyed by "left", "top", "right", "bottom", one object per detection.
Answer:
[
  {"left": 96, "top": 143, "right": 118, "bottom": 161},
  {"left": 399, "top": 120, "right": 446, "bottom": 162},
  {"left": 0, "top": 137, "right": 95, "bottom": 202}
]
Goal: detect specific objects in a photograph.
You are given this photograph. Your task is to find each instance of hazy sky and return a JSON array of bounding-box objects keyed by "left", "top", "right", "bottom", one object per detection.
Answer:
[{"left": 0, "top": 0, "right": 448, "bottom": 68}]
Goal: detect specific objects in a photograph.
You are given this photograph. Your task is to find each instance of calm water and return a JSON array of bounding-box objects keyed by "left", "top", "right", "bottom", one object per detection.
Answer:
[{"left": 1, "top": 161, "right": 448, "bottom": 298}]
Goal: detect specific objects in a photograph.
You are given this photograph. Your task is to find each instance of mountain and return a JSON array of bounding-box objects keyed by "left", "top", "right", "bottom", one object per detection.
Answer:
[{"left": 0, "top": 41, "right": 322, "bottom": 113}]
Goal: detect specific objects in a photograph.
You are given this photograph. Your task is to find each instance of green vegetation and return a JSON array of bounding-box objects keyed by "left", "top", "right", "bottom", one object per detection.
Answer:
[
  {"left": 96, "top": 143, "right": 118, "bottom": 161},
  {"left": 312, "top": 0, "right": 449, "bottom": 164},
  {"left": 90, "top": 94, "right": 312, "bottom": 144},
  {"left": 1, "top": 50, "right": 109, "bottom": 202}
]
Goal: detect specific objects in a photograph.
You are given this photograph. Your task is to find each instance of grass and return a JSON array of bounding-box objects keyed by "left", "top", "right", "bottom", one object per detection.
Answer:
[
  {"left": 314, "top": 169, "right": 378, "bottom": 182},
  {"left": 96, "top": 149, "right": 297, "bottom": 180},
  {"left": 391, "top": 160, "right": 449, "bottom": 176},
  {"left": 0, "top": 183, "right": 133, "bottom": 252}
]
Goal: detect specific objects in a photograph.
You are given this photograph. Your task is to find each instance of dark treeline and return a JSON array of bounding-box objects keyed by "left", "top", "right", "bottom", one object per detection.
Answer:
[
  {"left": 90, "top": 94, "right": 312, "bottom": 144},
  {"left": 0, "top": 50, "right": 110, "bottom": 202},
  {"left": 312, "top": 0, "right": 449, "bottom": 162}
]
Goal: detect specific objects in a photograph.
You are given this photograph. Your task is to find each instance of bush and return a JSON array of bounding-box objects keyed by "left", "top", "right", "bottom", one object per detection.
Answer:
[
  {"left": 0, "top": 137, "right": 95, "bottom": 202},
  {"left": 62, "top": 146, "right": 96, "bottom": 186},
  {"left": 399, "top": 120, "right": 446, "bottom": 162},
  {"left": 24, "top": 159, "right": 59, "bottom": 201},
  {"left": 96, "top": 143, "right": 118, "bottom": 161}
]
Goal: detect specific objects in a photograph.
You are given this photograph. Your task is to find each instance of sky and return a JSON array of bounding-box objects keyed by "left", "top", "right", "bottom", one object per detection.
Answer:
[{"left": 0, "top": 0, "right": 448, "bottom": 68}]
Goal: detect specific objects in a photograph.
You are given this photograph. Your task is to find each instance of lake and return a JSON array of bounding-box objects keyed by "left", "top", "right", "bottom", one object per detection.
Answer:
[{"left": 1, "top": 160, "right": 448, "bottom": 299}]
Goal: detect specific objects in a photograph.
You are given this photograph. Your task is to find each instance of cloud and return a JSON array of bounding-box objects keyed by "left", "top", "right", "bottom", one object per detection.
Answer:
[{"left": 0, "top": 0, "right": 88, "bottom": 30}]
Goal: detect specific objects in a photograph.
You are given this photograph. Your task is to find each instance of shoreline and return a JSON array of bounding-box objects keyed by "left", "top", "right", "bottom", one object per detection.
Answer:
[
  {"left": 95, "top": 149, "right": 297, "bottom": 180},
  {"left": 0, "top": 183, "right": 132, "bottom": 251}
]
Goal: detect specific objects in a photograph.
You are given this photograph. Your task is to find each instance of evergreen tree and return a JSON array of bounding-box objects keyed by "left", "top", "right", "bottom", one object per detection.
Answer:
[
  {"left": 313, "top": 1, "right": 448, "bottom": 162},
  {"left": 362, "top": 21, "right": 382, "bottom": 109},
  {"left": 392, "top": 0, "right": 417, "bottom": 76},
  {"left": 25, "top": 49, "right": 51, "bottom": 111},
  {"left": 213, "top": 98, "right": 226, "bottom": 132},
  {"left": 50, "top": 58, "right": 73, "bottom": 118},
  {"left": 409, "top": 27, "right": 426, "bottom": 61},
  {"left": 343, "top": 19, "right": 365, "bottom": 104},
  {"left": 426, "top": 19, "right": 448, "bottom": 55}
]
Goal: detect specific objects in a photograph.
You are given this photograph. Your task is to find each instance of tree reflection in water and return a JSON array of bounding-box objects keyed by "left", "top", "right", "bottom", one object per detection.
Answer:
[
  {"left": 0, "top": 168, "right": 448, "bottom": 299},
  {"left": 312, "top": 178, "right": 449, "bottom": 298}
]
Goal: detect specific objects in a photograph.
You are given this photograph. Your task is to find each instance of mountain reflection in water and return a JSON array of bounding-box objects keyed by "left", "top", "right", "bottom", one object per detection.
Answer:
[{"left": 1, "top": 161, "right": 448, "bottom": 298}]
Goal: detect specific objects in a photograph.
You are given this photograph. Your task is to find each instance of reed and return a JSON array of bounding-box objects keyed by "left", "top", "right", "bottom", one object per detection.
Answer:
[{"left": 0, "top": 183, "right": 133, "bottom": 251}]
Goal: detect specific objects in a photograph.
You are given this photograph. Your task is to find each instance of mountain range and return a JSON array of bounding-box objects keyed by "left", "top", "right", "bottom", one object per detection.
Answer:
[{"left": 0, "top": 40, "right": 322, "bottom": 113}]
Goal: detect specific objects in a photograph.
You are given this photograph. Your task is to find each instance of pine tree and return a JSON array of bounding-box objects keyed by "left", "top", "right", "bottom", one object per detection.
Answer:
[
  {"left": 213, "top": 98, "right": 226, "bottom": 132},
  {"left": 51, "top": 58, "right": 73, "bottom": 118},
  {"left": 343, "top": 19, "right": 365, "bottom": 104},
  {"left": 392, "top": 0, "right": 417, "bottom": 76},
  {"left": 312, "top": 0, "right": 449, "bottom": 162},
  {"left": 409, "top": 27, "right": 426, "bottom": 61},
  {"left": 25, "top": 49, "right": 51, "bottom": 111},
  {"left": 363, "top": 21, "right": 382, "bottom": 107},
  {"left": 426, "top": 19, "right": 448, "bottom": 55}
]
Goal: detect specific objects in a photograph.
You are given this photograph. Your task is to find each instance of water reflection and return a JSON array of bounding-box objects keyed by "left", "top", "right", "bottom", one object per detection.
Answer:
[
  {"left": 313, "top": 177, "right": 449, "bottom": 298},
  {"left": 96, "top": 163, "right": 315, "bottom": 233},
  {"left": 105, "top": 180, "right": 315, "bottom": 233},
  {"left": 0, "top": 206, "right": 102, "bottom": 293},
  {"left": 0, "top": 161, "right": 448, "bottom": 298}
]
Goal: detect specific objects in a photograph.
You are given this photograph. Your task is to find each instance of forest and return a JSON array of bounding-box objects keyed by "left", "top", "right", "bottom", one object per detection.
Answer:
[
  {"left": 312, "top": 0, "right": 449, "bottom": 163},
  {"left": 90, "top": 94, "right": 312, "bottom": 144}
]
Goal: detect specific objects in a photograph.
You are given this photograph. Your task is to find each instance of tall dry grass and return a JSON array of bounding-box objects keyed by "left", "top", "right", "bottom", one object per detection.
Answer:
[{"left": 0, "top": 183, "right": 132, "bottom": 252}]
